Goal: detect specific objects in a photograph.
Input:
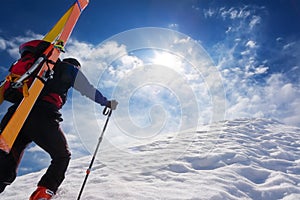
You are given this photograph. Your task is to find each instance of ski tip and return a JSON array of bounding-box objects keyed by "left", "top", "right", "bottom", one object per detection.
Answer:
[{"left": 76, "top": 0, "right": 89, "bottom": 11}]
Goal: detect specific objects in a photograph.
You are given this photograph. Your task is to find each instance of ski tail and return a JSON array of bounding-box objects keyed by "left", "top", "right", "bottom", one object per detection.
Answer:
[{"left": 0, "top": 0, "right": 89, "bottom": 153}]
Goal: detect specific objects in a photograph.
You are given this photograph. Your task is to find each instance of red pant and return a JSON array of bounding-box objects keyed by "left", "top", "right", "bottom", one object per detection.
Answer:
[{"left": 0, "top": 101, "right": 71, "bottom": 193}]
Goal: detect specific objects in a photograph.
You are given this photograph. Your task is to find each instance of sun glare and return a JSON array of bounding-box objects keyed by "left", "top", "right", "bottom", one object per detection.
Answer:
[{"left": 151, "top": 51, "right": 182, "bottom": 68}]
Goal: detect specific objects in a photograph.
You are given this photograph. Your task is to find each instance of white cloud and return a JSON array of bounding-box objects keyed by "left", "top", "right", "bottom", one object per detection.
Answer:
[
  {"left": 0, "top": 37, "right": 6, "bottom": 50},
  {"left": 219, "top": 6, "right": 252, "bottom": 21},
  {"left": 211, "top": 19, "right": 299, "bottom": 127},
  {"left": 168, "top": 23, "right": 179, "bottom": 30},
  {"left": 246, "top": 40, "right": 256, "bottom": 48},
  {"left": 283, "top": 42, "right": 296, "bottom": 51},
  {"left": 220, "top": 7, "right": 235, "bottom": 20},
  {"left": 249, "top": 15, "right": 261, "bottom": 29},
  {"left": 276, "top": 37, "right": 283, "bottom": 43},
  {"left": 203, "top": 8, "right": 216, "bottom": 18},
  {"left": 266, "top": 75, "right": 297, "bottom": 105},
  {"left": 207, "top": 5, "right": 265, "bottom": 37},
  {"left": 255, "top": 65, "right": 268, "bottom": 74},
  {"left": 206, "top": 4, "right": 299, "bottom": 125},
  {"left": 224, "top": 70, "right": 300, "bottom": 127}
]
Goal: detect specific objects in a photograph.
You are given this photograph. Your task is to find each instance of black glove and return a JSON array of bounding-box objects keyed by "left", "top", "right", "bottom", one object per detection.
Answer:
[{"left": 106, "top": 100, "right": 118, "bottom": 110}]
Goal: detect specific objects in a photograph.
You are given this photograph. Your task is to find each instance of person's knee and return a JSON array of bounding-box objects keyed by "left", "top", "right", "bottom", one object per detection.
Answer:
[
  {"left": 52, "top": 149, "right": 71, "bottom": 167},
  {"left": 63, "top": 149, "right": 71, "bottom": 161}
]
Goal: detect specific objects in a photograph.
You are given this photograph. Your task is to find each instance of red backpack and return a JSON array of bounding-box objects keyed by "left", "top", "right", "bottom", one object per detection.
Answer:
[{"left": 0, "top": 40, "right": 51, "bottom": 104}]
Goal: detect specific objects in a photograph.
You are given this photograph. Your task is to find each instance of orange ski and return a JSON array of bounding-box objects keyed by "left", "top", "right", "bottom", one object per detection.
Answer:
[{"left": 0, "top": 0, "right": 89, "bottom": 153}]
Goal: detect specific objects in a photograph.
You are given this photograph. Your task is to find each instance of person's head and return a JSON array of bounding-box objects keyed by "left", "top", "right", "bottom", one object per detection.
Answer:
[{"left": 63, "top": 58, "right": 81, "bottom": 69}]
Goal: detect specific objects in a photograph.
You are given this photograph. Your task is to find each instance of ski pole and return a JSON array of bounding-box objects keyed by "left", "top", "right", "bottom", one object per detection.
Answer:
[{"left": 77, "top": 106, "right": 112, "bottom": 200}]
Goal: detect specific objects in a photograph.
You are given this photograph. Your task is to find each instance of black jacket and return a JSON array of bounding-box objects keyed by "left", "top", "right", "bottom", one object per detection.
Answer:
[{"left": 40, "top": 60, "right": 108, "bottom": 109}]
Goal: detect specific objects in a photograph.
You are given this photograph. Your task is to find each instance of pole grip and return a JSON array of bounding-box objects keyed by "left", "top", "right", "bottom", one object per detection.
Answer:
[{"left": 103, "top": 106, "right": 112, "bottom": 116}]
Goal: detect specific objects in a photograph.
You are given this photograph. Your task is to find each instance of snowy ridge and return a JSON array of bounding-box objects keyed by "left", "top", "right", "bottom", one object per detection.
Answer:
[{"left": 1, "top": 118, "right": 300, "bottom": 200}]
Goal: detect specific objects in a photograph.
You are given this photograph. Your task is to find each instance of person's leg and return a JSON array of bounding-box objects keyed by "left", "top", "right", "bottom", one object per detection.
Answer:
[
  {"left": 0, "top": 150, "right": 18, "bottom": 193},
  {"left": 34, "top": 127, "right": 71, "bottom": 193},
  {"left": 28, "top": 107, "right": 71, "bottom": 193},
  {"left": 0, "top": 105, "right": 30, "bottom": 193},
  {"left": 0, "top": 133, "right": 31, "bottom": 192}
]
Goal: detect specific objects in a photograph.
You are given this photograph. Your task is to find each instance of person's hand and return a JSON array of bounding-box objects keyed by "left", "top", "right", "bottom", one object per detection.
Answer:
[{"left": 106, "top": 100, "right": 118, "bottom": 110}]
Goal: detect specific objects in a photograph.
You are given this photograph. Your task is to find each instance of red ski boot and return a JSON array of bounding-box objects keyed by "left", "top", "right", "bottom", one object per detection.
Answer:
[{"left": 29, "top": 186, "right": 54, "bottom": 200}]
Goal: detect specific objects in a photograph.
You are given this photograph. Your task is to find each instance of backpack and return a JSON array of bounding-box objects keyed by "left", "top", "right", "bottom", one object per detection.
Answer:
[{"left": 0, "top": 40, "right": 51, "bottom": 104}]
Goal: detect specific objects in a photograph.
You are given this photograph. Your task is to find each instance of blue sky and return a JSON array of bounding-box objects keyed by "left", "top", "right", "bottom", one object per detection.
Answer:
[{"left": 0, "top": 0, "right": 300, "bottom": 175}]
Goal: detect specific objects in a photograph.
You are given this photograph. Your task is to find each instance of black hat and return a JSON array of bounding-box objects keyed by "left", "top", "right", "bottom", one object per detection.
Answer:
[{"left": 63, "top": 58, "right": 81, "bottom": 67}]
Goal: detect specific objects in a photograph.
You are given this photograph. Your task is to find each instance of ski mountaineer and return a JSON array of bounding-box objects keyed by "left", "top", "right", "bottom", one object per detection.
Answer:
[{"left": 0, "top": 57, "right": 118, "bottom": 199}]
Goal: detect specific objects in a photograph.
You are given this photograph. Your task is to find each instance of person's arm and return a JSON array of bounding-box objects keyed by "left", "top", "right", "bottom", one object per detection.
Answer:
[{"left": 73, "top": 70, "right": 108, "bottom": 106}]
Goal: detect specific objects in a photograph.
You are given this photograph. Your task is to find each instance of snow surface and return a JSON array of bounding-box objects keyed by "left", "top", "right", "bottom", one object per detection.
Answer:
[{"left": 1, "top": 118, "right": 300, "bottom": 200}]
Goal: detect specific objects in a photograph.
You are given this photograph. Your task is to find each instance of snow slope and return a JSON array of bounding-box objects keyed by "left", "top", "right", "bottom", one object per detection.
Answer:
[{"left": 1, "top": 118, "right": 300, "bottom": 200}]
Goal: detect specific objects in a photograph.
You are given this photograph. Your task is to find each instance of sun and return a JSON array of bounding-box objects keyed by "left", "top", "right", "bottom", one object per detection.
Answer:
[{"left": 151, "top": 51, "right": 182, "bottom": 68}]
